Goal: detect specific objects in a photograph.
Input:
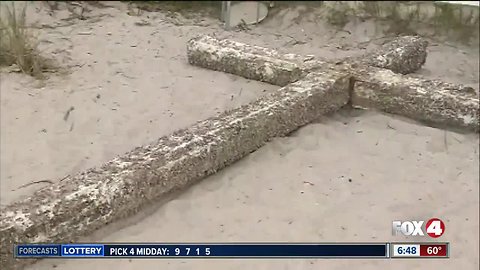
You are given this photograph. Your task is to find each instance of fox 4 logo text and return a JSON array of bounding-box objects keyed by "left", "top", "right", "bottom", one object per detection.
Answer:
[{"left": 392, "top": 218, "right": 445, "bottom": 238}]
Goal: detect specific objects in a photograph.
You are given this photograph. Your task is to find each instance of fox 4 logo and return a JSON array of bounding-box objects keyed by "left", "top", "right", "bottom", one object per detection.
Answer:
[{"left": 392, "top": 218, "right": 445, "bottom": 238}]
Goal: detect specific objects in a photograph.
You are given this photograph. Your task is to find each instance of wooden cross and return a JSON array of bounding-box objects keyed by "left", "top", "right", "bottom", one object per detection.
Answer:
[
  {"left": 1, "top": 34, "right": 478, "bottom": 270},
  {"left": 187, "top": 35, "right": 479, "bottom": 133}
]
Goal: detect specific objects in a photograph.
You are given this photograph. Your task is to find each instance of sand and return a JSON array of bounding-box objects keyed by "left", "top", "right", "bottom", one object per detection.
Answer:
[
  {"left": 0, "top": 2, "right": 280, "bottom": 205},
  {"left": 0, "top": 2, "right": 479, "bottom": 270},
  {"left": 25, "top": 111, "right": 480, "bottom": 270}
]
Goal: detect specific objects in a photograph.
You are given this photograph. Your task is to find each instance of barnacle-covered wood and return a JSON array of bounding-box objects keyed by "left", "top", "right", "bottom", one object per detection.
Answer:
[
  {"left": 187, "top": 35, "right": 428, "bottom": 90},
  {"left": 352, "top": 67, "right": 479, "bottom": 132},
  {"left": 0, "top": 70, "right": 351, "bottom": 269},
  {"left": 355, "top": 36, "right": 428, "bottom": 75},
  {"left": 187, "top": 35, "right": 308, "bottom": 86}
]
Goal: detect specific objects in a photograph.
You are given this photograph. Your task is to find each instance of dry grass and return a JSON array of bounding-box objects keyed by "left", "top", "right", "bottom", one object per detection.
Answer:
[{"left": 0, "top": 2, "right": 54, "bottom": 78}]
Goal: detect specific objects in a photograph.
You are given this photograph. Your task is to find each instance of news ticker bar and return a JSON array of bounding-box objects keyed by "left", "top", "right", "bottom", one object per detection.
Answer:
[{"left": 15, "top": 243, "right": 449, "bottom": 259}]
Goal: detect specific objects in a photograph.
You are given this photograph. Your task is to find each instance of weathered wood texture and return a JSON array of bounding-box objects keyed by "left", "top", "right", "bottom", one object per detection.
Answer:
[
  {"left": 0, "top": 70, "right": 350, "bottom": 270},
  {"left": 1, "top": 33, "right": 476, "bottom": 270},
  {"left": 188, "top": 35, "right": 478, "bottom": 132},
  {"left": 307, "top": 36, "right": 429, "bottom": 75},
  {"left": 188, "top": 35, "right": 429, "bottom": 84},
  {"left": 351, "top": 67, "right": 479, "bottom": 132},
  {"left": 187, "top": 35, "right": 306, "bottom": 86},
  {"left": 355, "top": 36, "right": 428, "bottom": 75}
]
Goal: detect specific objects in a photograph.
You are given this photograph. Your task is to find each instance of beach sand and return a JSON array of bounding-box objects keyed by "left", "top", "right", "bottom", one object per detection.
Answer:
[
  {"left": 26, "top": 110, "right": 480, "bottom": 270},
  {"left": 0, "top": 2, "right": 478, "bottom": 269}
]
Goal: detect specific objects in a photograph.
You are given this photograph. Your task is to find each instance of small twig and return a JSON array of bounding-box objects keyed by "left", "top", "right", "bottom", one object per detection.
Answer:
[
  {"left": 60, "top": 175, "right": 70, "bottom": 181},
  {"left": 13, "top": 180, "right": 54, "bottom": 191},
  {"left": 303, "top": 181, "right": 315, "bottom": 186},
  {"left": 64, "top": 106, "right": 75, "bottom": 121},
  {"left": 387, "top": 123, "right": 396, "bottom": 130}
]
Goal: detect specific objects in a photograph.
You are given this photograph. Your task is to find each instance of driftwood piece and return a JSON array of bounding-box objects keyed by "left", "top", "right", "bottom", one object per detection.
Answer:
[
  {"left": 2, "top": 32, "right": 476, "bottom": 270},
  {"left": 187, "top": 35, "right": 429, "bottom": 85},
  {"left": 351, "top": 67, "right": 479, "bottom": 132},
  {"left": 0, "top": 69, "right": 351, "bottom": 270},
  {"left": 356, "top": 36, "right": 428, "bottom": 75},
  {"left": 187, "top": 35, "right": 306, "bottom": 86}
]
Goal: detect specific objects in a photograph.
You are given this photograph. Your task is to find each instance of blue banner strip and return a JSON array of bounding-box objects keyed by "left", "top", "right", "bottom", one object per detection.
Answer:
[{"left": 15, "top": 243, "right": 387, "bottom": 258}]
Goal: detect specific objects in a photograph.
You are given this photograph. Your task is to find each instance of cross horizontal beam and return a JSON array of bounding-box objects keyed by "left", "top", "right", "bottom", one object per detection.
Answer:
[
  {"left": 187, "top": 35, "right": 479, "bottom": 132},
  {"left": 187, "top": 35, "right": 429, "bottom": 87},
  {"left": 350, "top": 66, "right": 479, "bottom": 132}
]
